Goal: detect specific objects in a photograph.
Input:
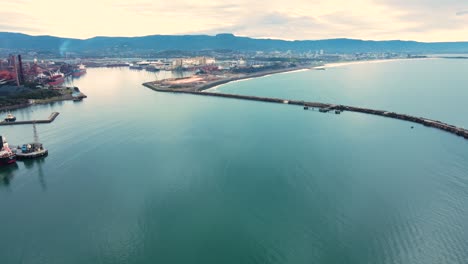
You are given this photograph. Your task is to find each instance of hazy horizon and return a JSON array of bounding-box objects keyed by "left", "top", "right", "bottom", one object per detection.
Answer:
[
  {"left": 1, "top": 0, "right": 467, "bottom": 42},
  {"left": 3, "top": 31, "right": 468, "bottom": 43}
]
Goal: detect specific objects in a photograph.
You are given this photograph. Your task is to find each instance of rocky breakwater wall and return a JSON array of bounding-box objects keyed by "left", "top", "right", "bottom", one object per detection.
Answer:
[
  {"left": 143, "top": 82, "right": 468, "bottom": 140},
  {"left": 335, "top": 105, "right": 468, "bottom": 140},
  {"left": 0, "top": 112, "right": 60, "bottom": 126}
]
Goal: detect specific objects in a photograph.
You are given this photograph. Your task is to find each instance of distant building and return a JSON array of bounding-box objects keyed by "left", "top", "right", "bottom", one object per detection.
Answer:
[
  {"left": 172, "top": 59, "right": 183, "bottom": 67},
  {"left": 172, "top": 57, "right": 215, "bottom": 68}
]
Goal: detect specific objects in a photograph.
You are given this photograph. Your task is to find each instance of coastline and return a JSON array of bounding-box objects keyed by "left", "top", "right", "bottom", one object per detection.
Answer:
[
  {"left": 202, "top": 68, "right": 310, "bottom": 92},
  {"left": 142, "top": 56, "right": 468, "bottom": 140},
  {"left": 144, "top": 66, "right": 314, "bottom": 94},
  {"left": 142, "top": 81, "right": 468, "bottom": 141},
  {"left": 0, "top": 94, "right": 76, "bottom": 112},
  {"left": 201, "top": 58, "right": 434, "bottom": 92},
  {"left": 198, "top": 66, "right": 312, "bottom": 92}
]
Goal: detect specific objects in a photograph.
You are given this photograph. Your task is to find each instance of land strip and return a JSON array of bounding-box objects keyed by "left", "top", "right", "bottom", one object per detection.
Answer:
[
  {"left": 0, "top": 112, "right": 60, "bottom": 126},
  {"left": 143, "top": 82, "right": 468, "bottom": 141}
]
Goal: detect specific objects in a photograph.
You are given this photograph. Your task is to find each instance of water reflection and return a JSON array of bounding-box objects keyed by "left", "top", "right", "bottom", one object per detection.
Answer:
[
  {"left": 0, "top": 163, "right": 19, "bottom": 187},
  {"left": 21, "top": 158, "right": 47, "bottom": 191}
]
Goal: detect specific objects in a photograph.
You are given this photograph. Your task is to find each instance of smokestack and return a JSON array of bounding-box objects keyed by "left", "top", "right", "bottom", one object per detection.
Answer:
[
  {"left": 11, "top": 56, "right": 20, "bottom": 86},
  {"left": 17, "top": 55, "right": 25, "bottom": 85}
]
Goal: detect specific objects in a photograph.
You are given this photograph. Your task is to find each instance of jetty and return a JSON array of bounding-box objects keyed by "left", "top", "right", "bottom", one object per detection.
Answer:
[
  {"left": 143, "top": 82, "right": 468, "bottom": 140},
  {"left": 0, "top": 112, "right": 60, "bottom": 126}
]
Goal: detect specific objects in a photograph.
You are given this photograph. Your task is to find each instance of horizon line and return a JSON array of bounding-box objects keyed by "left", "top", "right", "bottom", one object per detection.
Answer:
[{"left": 2, "top": 31, "right": 468, "bottom": 44}]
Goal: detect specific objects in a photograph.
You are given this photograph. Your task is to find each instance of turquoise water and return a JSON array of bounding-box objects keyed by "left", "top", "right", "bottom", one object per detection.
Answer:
[
  {"left": 1, "top": 61, "right": 468, "bottom": 264},
  {"left": 215, "top": 59, "right": 468, "bottom": 128}
]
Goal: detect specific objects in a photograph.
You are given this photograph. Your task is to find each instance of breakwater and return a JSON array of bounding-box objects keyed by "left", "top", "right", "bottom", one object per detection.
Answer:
[
  {"left": 143, "top": 82, "right": 468, "bottom": 140},
  {"left": 0, "top": 112, "right": 60, "bottom": 126}
]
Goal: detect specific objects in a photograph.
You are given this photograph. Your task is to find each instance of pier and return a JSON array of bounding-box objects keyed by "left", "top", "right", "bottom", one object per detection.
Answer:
[
  {"left": 143, "top": 82, "right": 468, "bottom": 140},
  {"left": 0, "top": 112, "right": 60, "bottom": 126}
]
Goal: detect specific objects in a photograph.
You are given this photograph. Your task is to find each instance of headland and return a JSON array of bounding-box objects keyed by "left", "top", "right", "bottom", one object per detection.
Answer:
[
  {"left": 145, "top": 66, "right": 313, "bottom": 92},
  {"left": 143, "top": 58, "right": 468, "bottom": 141}
]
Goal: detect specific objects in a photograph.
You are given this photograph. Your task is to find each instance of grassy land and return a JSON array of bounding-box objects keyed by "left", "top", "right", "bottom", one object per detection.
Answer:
[{"left": 0, "top": 89, "right": 63, "bottom": 109}]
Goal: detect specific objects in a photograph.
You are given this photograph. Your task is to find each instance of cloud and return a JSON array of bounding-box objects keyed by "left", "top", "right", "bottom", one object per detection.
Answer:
[
  {"left": 374, "top": 0, "right": 464, "bottom": 9},
  {"left": 0, "top": 11, "right": 41, "bottom": 33},
  {"left": 1, "top": 0, "right": 468, "bottom": 41},
  {"left": 0, "top": 24, "right": 40, "bottom": 33},
  {"left": 193, "top": 12, "right": 327, "bottom": 40}
]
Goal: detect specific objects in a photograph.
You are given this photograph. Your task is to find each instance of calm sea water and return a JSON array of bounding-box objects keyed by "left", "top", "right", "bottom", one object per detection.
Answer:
[
  {"left": 1, "top": 60, "right": 467, "bottom": 264},
  {"left": 215, "top": 59, "right": 468, "bottom": 128}
]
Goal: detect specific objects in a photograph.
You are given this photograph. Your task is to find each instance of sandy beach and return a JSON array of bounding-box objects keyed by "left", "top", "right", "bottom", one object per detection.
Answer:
[
  {"left": 201, "top": 68, "right": 311, "bottom": 92},
  {"left": 146, "top": 57, "right": 437, "bottom": 94},
  {"left": 204, "top": 58, "right": 435, "bottom": 92}
]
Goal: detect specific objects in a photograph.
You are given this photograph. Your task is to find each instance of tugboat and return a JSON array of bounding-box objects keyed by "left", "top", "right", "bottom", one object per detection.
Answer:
[
  {"left": 4, "top": 112, "right": 16, "bottom": 122},
  {"left": 15, "top": 143, "right": 48, "bottom": 159},
  {"left": 13, "top": 123, "right": 48, "bottom": 160},
  {"left": 0, "top": 135, "right": 16, "bottom": 166}
]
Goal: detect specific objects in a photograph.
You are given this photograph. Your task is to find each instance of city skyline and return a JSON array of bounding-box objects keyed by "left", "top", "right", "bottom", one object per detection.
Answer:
[{"left": 1, "top": 0, "right": 468, "bottom": 42}]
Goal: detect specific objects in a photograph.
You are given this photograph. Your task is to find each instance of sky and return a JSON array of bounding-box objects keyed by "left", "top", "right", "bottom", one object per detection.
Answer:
[{"left": 1, "top": 0, "right": 468, "bottom": 41}]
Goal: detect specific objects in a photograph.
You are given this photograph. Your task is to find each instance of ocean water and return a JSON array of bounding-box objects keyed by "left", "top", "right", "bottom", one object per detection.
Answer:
[
  {"left": 215, "top": 58, "right": 468, "bottom": 128},
  {"left": 0, "top": 61, "right": 467, "bottom": 264}
]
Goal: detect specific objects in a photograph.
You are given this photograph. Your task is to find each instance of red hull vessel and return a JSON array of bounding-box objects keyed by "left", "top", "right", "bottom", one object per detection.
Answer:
[
  {"left": 72, "top": 65, "right": 87, "bottom": 77},
  {"left": 0, "top": 155, "right": 16, "bottom": 166},
  {"left": 0, "top": 136, "right": 16, "bottom": 167},
  {"left": 48, "top": 76, "right": 65, "bottom": 86}
]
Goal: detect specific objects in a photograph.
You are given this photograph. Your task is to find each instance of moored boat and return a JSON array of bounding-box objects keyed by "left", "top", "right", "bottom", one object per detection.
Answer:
[
  {"left": 72, "top": 64, "right": 87, "bottom": 77},
  {"left": 11, "top": 123, "right": 48, "bottom": 160},
  {"left": 4, "top": 112, "right": 16, "bottom": 122},
  {"left": 145, "top": 65, "right": 160, "bottom": 72},
  {"left": 47, "top": 71, "right": 65, "bottom": 86},
  {"left": 0, "top": 136, "right": 16, "bottom": 166},
  {"left": 14, "top": 143, "right": 48, "bottom": 159},
  {"left": 129, "top": 64, "right": 143, "bottom": 70}
]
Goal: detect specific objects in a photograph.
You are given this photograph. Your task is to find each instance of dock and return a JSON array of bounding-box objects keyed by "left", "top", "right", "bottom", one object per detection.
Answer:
[
  {"left": 0, "top": 112, "right": 60, "bottom": 126},
  {"left": 143, "top": 82, "right": 468, "bottom": 140}
]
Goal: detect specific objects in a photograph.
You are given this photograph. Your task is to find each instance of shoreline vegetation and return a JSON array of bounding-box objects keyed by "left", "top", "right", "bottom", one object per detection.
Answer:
[
  {"left": 0, "top": 87, "right": 86, "bottom": 112},
  {"left": 143, "top": 57, "right": 468, "bottom": 140}
]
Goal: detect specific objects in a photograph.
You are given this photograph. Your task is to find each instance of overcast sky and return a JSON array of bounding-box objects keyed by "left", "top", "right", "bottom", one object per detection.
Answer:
[{"left": 1, "top": 0, "right": 467, "bottom": 41}]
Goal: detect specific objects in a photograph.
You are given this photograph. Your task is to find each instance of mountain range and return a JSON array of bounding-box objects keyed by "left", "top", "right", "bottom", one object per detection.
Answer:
[{"left": 1, "top": 32, "right": 468, "bottom": 55}]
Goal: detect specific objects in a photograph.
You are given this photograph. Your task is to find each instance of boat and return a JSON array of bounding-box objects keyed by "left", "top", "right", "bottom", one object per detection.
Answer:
[
  {"left": 14, "top": 143, "right": 48, "bottom": 159},
  {"left": 13, "top": 123, "right": 48, "bottom": 160},
  {"left": 47, "top": 71, "right": 65, "bottom": 86},
  {"left": 0, "top": 136, "right": 16, "bottom": 166},
  {"left": 4, "top": 112, "right": 16, "bottom": 122},
  {"left": 72, "top": 64, "right": 87, "bottom": 77},
  {"left": 145, "top": 65, "right": 160, "bottom": 72},
  {"left": 106, "top": 63, "right": 130, "bottom": 68},
  {"left": 129, "top": 64, "right": 143, "bottom": 70}
]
